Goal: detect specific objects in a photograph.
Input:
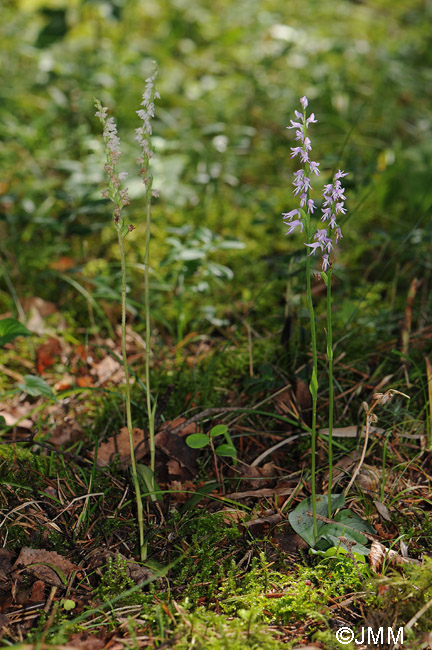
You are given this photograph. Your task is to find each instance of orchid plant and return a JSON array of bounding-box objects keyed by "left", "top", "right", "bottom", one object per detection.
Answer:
[
  {"left": 94, "top": 72, "right": 160, "bottom": 561},
  {"left": 283, "top": 96, "right": 348, "bottom": 542}
]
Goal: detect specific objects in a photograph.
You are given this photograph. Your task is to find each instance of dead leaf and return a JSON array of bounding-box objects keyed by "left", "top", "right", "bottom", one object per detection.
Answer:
[
  {"left": 274, "top": 386, "right": 295, "bottom": 415},
  {"left": 162, "top": 417, "right": 199, "bottom": 437},
  {"left": 29, "top": 579, "right": 45, "bottom": 602},
  {"left": 92, "top": 355, "right": 123, "bottom": 385},
  {"left": 154, "top": 425, "right": 199, "bottom": 474},
  {"left": 11, "top": 548, "right": 80, "bottom": 587},
  {"left": 49, "top": 418, "right": 83, "bottom": 447},
  {"left": 374, "top": 500, "right": 392, "bottom": 522},
  {"left": 23, "top": 297, "right": 60, "bottom": 335},
  {"left": 369, "top": 540, "right": 420, "bottom": 574},
  {"left": 77, "top": 376, "right": 93, "bottom": 388},
  {"left": 236, "top": 462, "right": 276, "bottom": 488},
  {"left": 36, "top": 337, "right": 62, "bottom": 374},
  {"left": 356, "top": 464, "right": 380, "bottom": 494},
  {"left": 93, "top": 427, "right": 146, "bottom": 468},
  {"left": 0, "top": 400, "right": 34, "bottom": 429}
]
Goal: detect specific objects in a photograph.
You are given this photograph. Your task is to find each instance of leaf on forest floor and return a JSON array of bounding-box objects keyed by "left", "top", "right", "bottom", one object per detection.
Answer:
[
  {"left": 0, "top": 400, "right": 34, "bottom": 429},
  {"left": 155, "top": 421, "right": 200, "bottom": 475},
  {"left": 355, "top": 464, "right": 380, "bottom": 494},
  {"left": 0, "top": 318, "right": 31, "bottom": 346},
  {"left": 369, "top": 539, "right": 420, "bottom": 574},
  {"left": 49, "top": 417, "right": 83, "bottom": 447},
  {"left": 92, "top": 354, "right": 124, "bottom": 384},
  {"left": 92, "top": 427, "right": 147, "bottom": 467},
  {"left": 11, "top": 547, "right": 80, "bottom": 587},
  {"left": 23, "top": 297, "right": 64, "bottom": 335},
  {"left": 36, "top": 336, "right": 62, "bottom": 374},
  {"left": 373, "top": 500, "right": 392, "bottom": 521},
  {"left": 236, "top": 462, "right": 276, "bottom": 488}
]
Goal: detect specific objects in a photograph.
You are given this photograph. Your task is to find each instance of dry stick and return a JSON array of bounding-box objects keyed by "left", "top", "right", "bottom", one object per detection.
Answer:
[
  {"left": 344, "top": 389, "right": 410, "bottom": 498},
  {"left": 344, "top": 404, "right": 372, "bottom": 498}
]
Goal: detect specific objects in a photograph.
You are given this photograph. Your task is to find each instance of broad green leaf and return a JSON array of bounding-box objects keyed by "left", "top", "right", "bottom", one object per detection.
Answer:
[
  {"left": 185, "top": 433, "right": 209, "bottom": 449},
  {"left": 18, "top": 375, "right": 54, "bottom": 398},
  {"left": 210, "top": 424, "right": 228, "bottom": 437},
  {"left": 215, "top": 443, "right": 237, "bottom": 458},
  {"left": 0, "top": 318, "right": 31, "bottom": 347},
  {"left": 321, "top": 271, "right": 328, "bottom": 287},
  {"left": 317, "top": 533, "right": 370, "bottom": 557},
  {"left": 288, "top": 493, "right": 345, "bottom": 547}
]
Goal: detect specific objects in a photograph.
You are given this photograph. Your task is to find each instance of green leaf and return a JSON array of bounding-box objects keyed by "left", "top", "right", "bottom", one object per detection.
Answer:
[
  {"left": 210, "top": 424, "right": 228, "bottom": 437},
  {"left": 315, "top": 509, "right": 375, "bottom": 554},
  {"left": 62, "top": 599, "right": 76, "bottom": 610},
  {"left": 185, "top": 433, "right": 209, "bottom": 449},
  {"left": 309, "top": 367, "right": 318, "bottom": 400},
  {"left": 321, "top": 271, "right": 328, "bottom": 286},
  {"left": 177, "top": 249, "right": 206, "bottom": 261},
  {"left": 288, "top": 493, "right": 345, "bottom": 547},
  {"left": 215, "top": 443, "right": 237, "bottom": 458},
  {"left": 136, "top": 464, "right": 163, "bottom": 501},
  {"left": 0, "top": 318, "right": 31, "bottom": 347},
  {"left": 18, "top": 375, "right": 54, "bottom": 398}
]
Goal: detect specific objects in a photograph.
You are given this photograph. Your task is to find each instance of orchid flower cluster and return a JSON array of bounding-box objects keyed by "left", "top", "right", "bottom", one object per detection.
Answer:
[
  {"left": 94, "top": 99, "right": 132, "bottom": 232},
  {"left": 135, "top": 72, "right": 161, "bottom": 199},
  {"left": 282, "top": 96, "right": 347, "bottom": 272}
]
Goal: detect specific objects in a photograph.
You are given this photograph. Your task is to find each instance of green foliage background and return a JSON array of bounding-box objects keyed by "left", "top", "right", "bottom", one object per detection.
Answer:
[{"left": 1, "top": 0, "right": 431, "bottom": 341}]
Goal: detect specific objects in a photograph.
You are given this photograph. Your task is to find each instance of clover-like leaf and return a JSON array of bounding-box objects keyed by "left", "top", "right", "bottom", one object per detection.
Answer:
[{"left": 185, "top": 433, "right": 210, "bottom": 449}]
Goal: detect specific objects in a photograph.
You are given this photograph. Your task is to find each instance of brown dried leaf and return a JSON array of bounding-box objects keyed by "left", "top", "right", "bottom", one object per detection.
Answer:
[
  {"left": 356, "top": 464, "right": 380, "bottom": 494},
  {"left": 29, "top": 579, "right": 45, "bottom": 602},
  {"left": 36, "top": 337, "right": 62, "bottom": 375},
  {"left": 92, "top": 355, "right": 124, "bottom": 385},
  {"left": 12, "top": 548, "right": 79, "bottom": 587},
  {"left": 93, "top": 427, "right": 146, "bottom": 468},
  {"left": 162, "top": 417, "right": 199, "bottom": 437},
  {"left": 374, "top": 500, "right": 392, "bottom": 522},
  {"left": 154, "top": 425, "right": 199, "bottom": 473},
  {"left": 273, "top": 386, "right": 294, "bottom": 415}
]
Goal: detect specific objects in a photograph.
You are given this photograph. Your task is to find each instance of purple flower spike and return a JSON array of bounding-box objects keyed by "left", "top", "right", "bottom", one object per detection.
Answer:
[{"left": 283, "top": 98, "right": 348, "bottom": 272}]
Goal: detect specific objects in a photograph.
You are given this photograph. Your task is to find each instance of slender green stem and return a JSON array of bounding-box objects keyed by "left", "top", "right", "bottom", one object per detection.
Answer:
[
  {"left": 305, "top": 253, "right": 318, "bottom": 540},
  {"left": 326, "top": 268, "right": 334, "bottom": 518},
  {"left": 118, "top": 229, "right": 145, "bottom": 560},
  {"left": 144, "top": 199, "right": 155, "bottom": 473}
]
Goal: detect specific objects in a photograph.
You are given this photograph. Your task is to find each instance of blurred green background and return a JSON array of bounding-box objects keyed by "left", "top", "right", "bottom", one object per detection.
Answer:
[{"left": 1, "top": 0, "right": 431, "bottom": 351}]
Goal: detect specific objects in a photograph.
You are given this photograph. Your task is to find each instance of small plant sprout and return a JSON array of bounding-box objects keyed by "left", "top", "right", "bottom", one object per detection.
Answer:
[
  {"left": 186, "top": 424, "right": 238, "bottom": 464},
  {"left": 283, "top": 96, "right": 348, "bottom": 537}
]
